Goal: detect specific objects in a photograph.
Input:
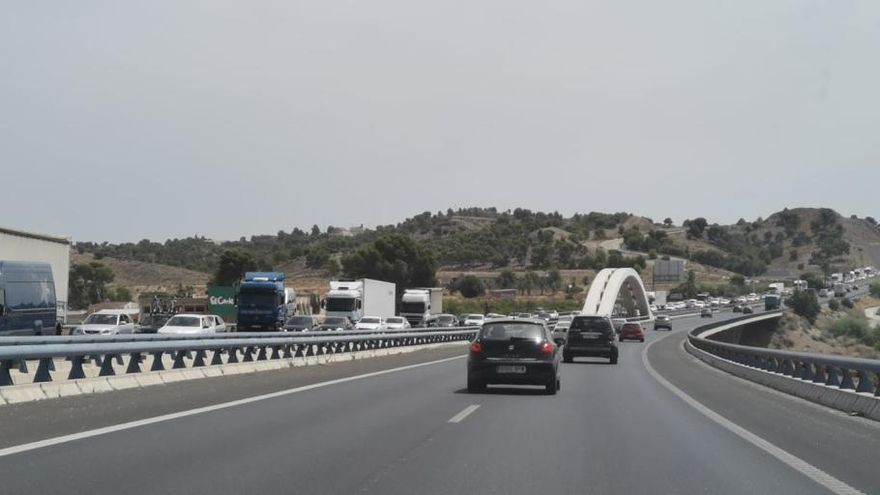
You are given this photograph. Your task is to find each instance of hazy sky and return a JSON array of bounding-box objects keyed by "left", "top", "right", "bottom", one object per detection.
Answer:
[{"left": 2, "top": 1, "right": 878, "bottom": 243}]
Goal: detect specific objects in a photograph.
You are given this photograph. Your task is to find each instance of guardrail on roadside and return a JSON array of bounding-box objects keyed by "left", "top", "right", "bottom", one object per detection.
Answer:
[
  {"left": 687, "top": 313, "right": 880, "bottom": 397},
  {"left": 0, "top": 326, "right": 477, "bottom": 347},
  {"left": 0, "top": 327, "right": 479, "bottom": 387}
]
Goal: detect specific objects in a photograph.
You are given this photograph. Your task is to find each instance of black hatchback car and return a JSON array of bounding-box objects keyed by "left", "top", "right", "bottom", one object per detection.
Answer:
[
  {"left": 467, "top": 319, "right": 561, "bottom": 394},
  {"left": 563, "top": 315, "right": 619, "bottom": 364}
]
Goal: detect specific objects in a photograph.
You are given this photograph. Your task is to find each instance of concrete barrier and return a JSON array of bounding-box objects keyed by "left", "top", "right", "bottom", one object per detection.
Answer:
[{"left": 0, "top": 341, "right": 468, "bottom": 407}]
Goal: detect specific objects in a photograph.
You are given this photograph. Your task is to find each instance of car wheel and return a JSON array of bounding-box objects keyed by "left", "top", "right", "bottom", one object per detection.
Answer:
[
  {"left": 563, "top": 353, "right": 573, "bottom": 363},
  {"left": 545, "top": 377, "right": 558, "bottom": 395},
  {"left": 618, "top": 336, "right": 624, "bottom": 342},
  {"left": 609, "top": 354, "right": 618, "bottom": 365},
  {"left": 639, "top": 338, "right": 645, "bottom": 342}
]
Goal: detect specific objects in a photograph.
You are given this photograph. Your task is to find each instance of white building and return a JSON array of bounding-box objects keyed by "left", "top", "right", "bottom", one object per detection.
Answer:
[{"left": 0, "top": 225, "right": 71, "bottom": 320}]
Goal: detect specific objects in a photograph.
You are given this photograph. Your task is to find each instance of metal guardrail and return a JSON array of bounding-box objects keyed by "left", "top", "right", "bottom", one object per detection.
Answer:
[
  {"left": 688, "top": 313, "right": 880, "bottom": 396},
  {"left": 0, "top": 326, "right": 476, "bottom": 347},
  {"left": 0, "top": 327, "right": 479, "bottom": 387}
]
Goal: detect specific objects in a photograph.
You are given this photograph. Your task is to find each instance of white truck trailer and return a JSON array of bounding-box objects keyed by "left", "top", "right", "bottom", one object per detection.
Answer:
[
  {"left": 0, "top": 225, "right": 71, "bottom": 327},
  {"left": 400, "top": 288, "right": 444, "bottom": 327},
  {"left": 323, "top": 279, "right": 396, "bottom": 323}
]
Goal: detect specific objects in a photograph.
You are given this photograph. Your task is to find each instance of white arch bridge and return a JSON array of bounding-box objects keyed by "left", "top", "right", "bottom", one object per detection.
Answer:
[{"left": 581, "top": 268, "right": 653, "bottom": 320}]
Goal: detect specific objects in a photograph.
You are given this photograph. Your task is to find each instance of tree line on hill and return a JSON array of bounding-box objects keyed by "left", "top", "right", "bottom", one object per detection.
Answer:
[{"left": 76, "top": 207, "right": 862, "bottom": 291}]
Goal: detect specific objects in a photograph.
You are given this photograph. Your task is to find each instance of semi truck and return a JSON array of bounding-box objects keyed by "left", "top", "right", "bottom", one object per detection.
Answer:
[
  {"left": 768, "top": 282, "right": 785, "bottom": 295},
  {"left": 764, "top": 293, "right": 782, "bottom": 311},
  {"left": 400, "top": 288, "right": 444, "bottom": 327},
  {"left": 0, "top": 261, "right": 57, "bottom": 335},
  {"left": 323, "top": 279, "right": 396, "bottom": 323},
  {"left": 236, "top": 272, "right": 296, "bottom": 331}
]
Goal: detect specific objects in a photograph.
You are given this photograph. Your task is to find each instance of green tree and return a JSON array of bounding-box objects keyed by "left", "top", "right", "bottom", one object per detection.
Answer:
[
  {"left": 212, "top": 249, "right": 257, "bottom": 286},
  {"left": 341, "top": 234, "right": 437, "bottom": 290},
  {"left": 546, "top": 270, "right": 562, "bottom": 293},
  {"left": 663, "top": 217, "right": 673, "bottom": 227},
  {"left": 69, "top": 262, "right": 117, "bottom": 309},
  {"left": 456, "top": 275, "right": 485, "bottom": 298},
  {"left": 684, "top": 218, "right": 708, "bottom": 238},
  {"left": 869, "top": 283, "right": 880, "bottom": 298},
  {"left": 787, "top": 291, "right": 820, "bottom": 323},
  {"left": 800, "top": 272, "right": 824, "bottom": 290},
  {"left": 497, "top": 269, "right": 517, "bottom": 289}
]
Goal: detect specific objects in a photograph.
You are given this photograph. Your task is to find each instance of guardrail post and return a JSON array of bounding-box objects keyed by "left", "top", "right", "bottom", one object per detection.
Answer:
[
  {"left": 127, "top": 353, "right": 142, "bottom": 374},
  {"left": 295, "top": 345, "right": 305, "bottom": 358},
  {"left": 34, "top": 358, "right": 53, "bottom": 383},
  {"left": 172, "top": 351, "right": 187, "bottom": 369},
  {"left": 256, "top": 346, "right": 268, "bottom": 361},
  {"left": 305, "top": 344, "right": 314, "bottom": 357},
  {"left": 99, "top": 354, "right": 116, "bottom": 376},
  {"left": 825, "top": 367, "right": 841, "bottom": 387},
  {"left": 227, "top": 348, "right": 239, "bottom": 364},
  {"left": 812, "top": 364, "right": 826, "bottom": 384},
  {"left": 282, "top": 345, "right": 293, "bottom": 359},
  {"left": 855, "top": 370, "right": 874, "bottom": 394},
  {"left": 839, "top": 368, "right": 856, "bottom": 390},
  {"left": 68, "top": 356, "right": 86, "bottom": 380},
  {"left": 243, "top": 346, "right": 255, "bottom": 362},
  {"left": 0, "top": 360, "right": 14, "bottom": 386},
  {"left": 799, "top": 362, "right": 814, "bottom": 381},
  {"left": 193, "top": 350, "right": 207, "bottom": 367},
  {"left": 781, "top": 359, "right": 795, "bottom": 377},
  {"left": 211, "top": 350, "right": 224, "bottom": 365},
  {"left": 18, "top": 359, "right": 28, "bottom": 374},
  {"left": 150, "top": 351, "right": 165, "bottom": 371},
  {"left": 270, "top": 346, "right": 281, "bottom": 360}
]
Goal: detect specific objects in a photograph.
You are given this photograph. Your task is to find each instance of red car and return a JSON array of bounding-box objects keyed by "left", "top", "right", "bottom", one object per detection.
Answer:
[{"left": 618, "top": 322, "right": 645, "bottom": 342}]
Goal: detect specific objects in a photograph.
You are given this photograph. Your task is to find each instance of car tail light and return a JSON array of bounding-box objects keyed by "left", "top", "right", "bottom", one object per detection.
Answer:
[
  {"left": 540, "top": 342, "right": 554, "bottom": 355},
  {"left": 470, "top": 342, "right": 482, "bottom": 353}
]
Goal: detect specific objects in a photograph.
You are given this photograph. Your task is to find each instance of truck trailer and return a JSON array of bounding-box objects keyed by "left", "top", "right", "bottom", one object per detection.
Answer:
[{"left": 324, "top": 279, "right": 396, "bottom": 323}]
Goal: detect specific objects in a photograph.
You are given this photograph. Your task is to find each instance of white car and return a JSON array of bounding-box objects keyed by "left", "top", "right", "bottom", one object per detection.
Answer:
[
  {"left": 463, "top": 314, "right": 486, "bottom": 326},
  {"left": 384, "top": 317, "right": 411, "bottom": 331},
  {"left": 74, "top": 309, "right": 136, "bottom": 335},
  {"left": 355, "top": 316, "right": 386, "bottom": 331},
  {"left": 158, "top": 314, "right": 227, "bottom": 335},
  {"left": 552, "top": 320, "right": 570, "bottom": 344}
]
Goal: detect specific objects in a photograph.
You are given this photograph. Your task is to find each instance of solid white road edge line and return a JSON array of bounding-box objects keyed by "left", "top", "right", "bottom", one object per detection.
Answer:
[
  {"left": 0, "top": 354, "right": 468, "bottom": 459},
  {"left": 642, "top": 332, "right": 864, "bottom": 495},
  {"left": 448, "top": 404, "right": 480, "bottom": 423}
]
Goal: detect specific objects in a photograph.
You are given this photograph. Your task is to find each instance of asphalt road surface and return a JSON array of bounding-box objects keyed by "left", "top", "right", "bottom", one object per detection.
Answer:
[{"left": 0, "top": 311, "right": 878, "bottom": 494}]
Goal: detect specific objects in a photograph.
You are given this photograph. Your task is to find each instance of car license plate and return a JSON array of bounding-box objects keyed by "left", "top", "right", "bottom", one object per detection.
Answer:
[
  {"left": 497, "top": 365, "right": 526, "bottom": 374},
  {"left": 581, "top": 333, "right": 599, "bottom": 340}
]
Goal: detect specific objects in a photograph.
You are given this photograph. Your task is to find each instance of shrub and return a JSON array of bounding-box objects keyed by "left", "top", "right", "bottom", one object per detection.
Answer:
[
  {"left": 455, "top": 275, "right": 485, "bottom": 298},
  {"left": 787, "top": 291, "right": 820, "bottom": 323},
  {"left": 828, "top": 299, "right": 840, "bottom": 311},
  {"left": 841, "top": 298, "right": 854, "bottom": 309},
  {"left": 830, "top": 317, "right": 870, "bottom": 343},
  {"left": 870, "top": 283, "right": 880, "bottom": 298}
]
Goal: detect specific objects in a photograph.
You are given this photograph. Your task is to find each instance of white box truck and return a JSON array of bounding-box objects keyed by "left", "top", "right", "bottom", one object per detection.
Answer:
[
  {"left": 400, "top": 288, "right": 444, "bottom": 327},
  {"left": 323, "top": 279, "right": 396, "bottom": 323}
]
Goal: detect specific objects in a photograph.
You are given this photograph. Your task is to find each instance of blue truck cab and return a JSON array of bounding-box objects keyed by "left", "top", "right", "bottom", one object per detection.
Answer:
[
  {"left": 236, "top": 272, "right": 295, "bottom": 331},
  {"left": 0, "top": 261, "right": 57, "bottom": 335}
]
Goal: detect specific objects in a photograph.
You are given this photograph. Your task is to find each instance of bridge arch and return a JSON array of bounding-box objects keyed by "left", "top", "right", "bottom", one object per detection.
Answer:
[{"left": 582, "top": 268, "right": 652, "bottom": 319}]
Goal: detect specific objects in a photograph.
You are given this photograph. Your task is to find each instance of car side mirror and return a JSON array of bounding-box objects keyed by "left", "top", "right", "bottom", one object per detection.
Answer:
[{"left": 554, "top": 338, "right": 565, "bottom": 346}]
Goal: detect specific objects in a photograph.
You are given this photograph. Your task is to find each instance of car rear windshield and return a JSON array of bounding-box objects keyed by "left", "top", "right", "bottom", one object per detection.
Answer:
[
  {"left": 324, "top": 317, "right": 347, "bottom": 325},
  {"left": 84, "top": 314, "right": 117, "bottom": 325},
  {"left": 286, "top": 316, "right": 313, "bottom": 325},
  {"left": 480, "top": 323, "right": 544, "bottom": 341},
  {"left": 386, "top": 317, "right": 404, "bottom": 324},
  {"left": 360, "top": 317, "right": 380, "bottom": 324},
  {"left": 570, "top": 317, "right": 612, "bottom": 332}
]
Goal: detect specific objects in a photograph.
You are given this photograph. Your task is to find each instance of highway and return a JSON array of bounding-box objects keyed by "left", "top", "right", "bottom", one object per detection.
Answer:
[{"left": 0, "top": 312, "right": 878, "bottom": 494}]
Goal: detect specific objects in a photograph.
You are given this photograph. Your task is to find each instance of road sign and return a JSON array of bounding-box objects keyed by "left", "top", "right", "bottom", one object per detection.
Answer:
[{"left": 653, "top": 259, "right": 684, "bottom": 283}]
